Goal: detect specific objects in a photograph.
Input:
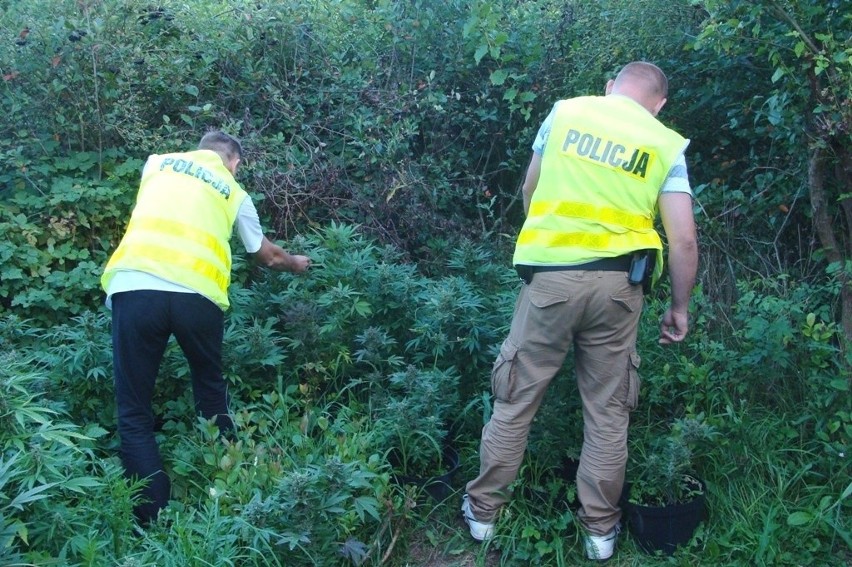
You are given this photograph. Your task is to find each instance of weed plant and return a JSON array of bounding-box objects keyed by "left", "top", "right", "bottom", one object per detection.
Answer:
[
  {"left": 627, "top": 415, "right": 717, "bottom": 506},
  {"left": 371, "top": 365, "right": 461, "bottom": 476},
  {"left": 0, "top": 350, "right": 138, "bottom": 564}
]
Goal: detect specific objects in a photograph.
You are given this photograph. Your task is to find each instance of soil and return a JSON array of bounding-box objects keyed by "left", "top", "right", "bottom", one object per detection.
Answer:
[{"left": 405, "top": 538, "right": 502, "bottom": 567}]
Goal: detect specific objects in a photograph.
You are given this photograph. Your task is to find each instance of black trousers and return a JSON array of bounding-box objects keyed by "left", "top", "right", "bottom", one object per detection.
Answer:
[{"left": 111, "top": 290, "right": 232, "bottom": 523}]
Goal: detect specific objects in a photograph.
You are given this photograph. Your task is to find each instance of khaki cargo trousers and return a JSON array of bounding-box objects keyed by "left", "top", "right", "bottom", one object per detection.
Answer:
[{"left": 465, "top": 269, "right": 644, "bottom": 536}]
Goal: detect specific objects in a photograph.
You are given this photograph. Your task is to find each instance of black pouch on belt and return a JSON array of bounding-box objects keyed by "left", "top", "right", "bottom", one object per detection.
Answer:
[
  {"left": 628, "top": 250, "right": 656, "bottom": 294},
  {"left": 515, "top": 265, "right": 534, "bottom": 285}
]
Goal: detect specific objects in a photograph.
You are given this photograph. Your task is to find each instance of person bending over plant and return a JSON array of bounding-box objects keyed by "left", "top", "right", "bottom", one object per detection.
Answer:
[{"left": 101, "top": 130, "right": 311, "bottom": 524}]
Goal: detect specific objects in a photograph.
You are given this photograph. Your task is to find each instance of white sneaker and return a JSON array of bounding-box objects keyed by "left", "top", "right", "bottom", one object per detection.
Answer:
[
  {"left": 461, "top": 494, "right": 495, "bottom": 542},
  {"left": 583, "top": 524, "right": 620, "bottom": 561}
]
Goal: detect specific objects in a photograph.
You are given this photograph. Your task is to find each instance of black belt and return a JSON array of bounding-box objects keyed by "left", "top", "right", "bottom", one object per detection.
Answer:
[{"left": 526, "top": 255, "right": 632, "bottom": 274}]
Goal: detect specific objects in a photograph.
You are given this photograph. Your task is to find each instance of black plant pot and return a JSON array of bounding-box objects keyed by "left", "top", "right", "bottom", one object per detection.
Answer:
[
  {"left": 626, "top": 476, "right": 707, "bottom": 555},
  {"left": 393, "top": 444, "right": 461, "bottom": 502}
]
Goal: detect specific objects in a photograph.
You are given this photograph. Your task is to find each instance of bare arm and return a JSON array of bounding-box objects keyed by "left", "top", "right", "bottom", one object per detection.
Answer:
[
  {"left": 253, "top": 236, "right": 311, "bottom": 273},
  {"left": 522, "top": 153, "right": 543, "bottom": 216},
  {"left": 657, "top": 192, "right": 698, "bottom": 344}
]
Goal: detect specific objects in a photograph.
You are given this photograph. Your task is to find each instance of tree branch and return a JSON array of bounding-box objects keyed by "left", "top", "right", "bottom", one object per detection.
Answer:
[
  {"left": 768, "top": 2, "right": 820, "bottom": 55},
  {"left": 808, "top": 146, "right": 841, "bottom": 264}
]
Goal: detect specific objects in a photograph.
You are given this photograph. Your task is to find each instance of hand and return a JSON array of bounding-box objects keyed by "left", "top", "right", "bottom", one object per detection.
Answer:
[
  {"left": 659, "top": 307, "right": 688, "bottom": 344},
  {"left": 289, "top": 254, "right": 311, "bottom": 273}
]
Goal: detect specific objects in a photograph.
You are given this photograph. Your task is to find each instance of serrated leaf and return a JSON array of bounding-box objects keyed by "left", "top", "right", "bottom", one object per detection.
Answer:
[
  {"left": 63, "top": 476, "right": 103, "bottom": 493},
  {"left": 340, "top": 538, "right": 369, "bottom": 563},
  {"left": 14, "top": 521, "right": 28, "bottom": 545},
  {"left": 354, "top": 495, "right": 380, "bottom": 520},
  {"left": 354, "top": 300, "right": 373, "bottom": 317},
  {"left": 10, "top": 483, "right": 58, "bottom": 509},
  {"left": 474, "top": 44, "right": 487, "bottom": 64},
  {"left": 490, "top": 69, "right": 508, "bottom": 86}
]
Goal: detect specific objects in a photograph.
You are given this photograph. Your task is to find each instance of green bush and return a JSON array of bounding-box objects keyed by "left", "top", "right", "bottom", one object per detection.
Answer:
[
  {"left": 154, "top": 396, "right": 391, "bottom": 566},
  {"left": 228, "top": 223, "right": 509, "bottom": 403},
  {"left": 0, "top": 146, "right": 139, "bottom": 322},
  {"left": 624, "top": 277, "right": 850, "bottom": 563}
]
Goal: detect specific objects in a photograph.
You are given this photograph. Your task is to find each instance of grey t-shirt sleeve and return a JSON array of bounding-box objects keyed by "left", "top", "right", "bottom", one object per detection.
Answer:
[
  {"left": 660, "top": 152, "right": 692, "bottom": 196},
  {"left": 235, "top": 197, "right": 264, "bottom": 253},
  {"left": 532, "top": 103, "right": 559, "bottom": 155}
]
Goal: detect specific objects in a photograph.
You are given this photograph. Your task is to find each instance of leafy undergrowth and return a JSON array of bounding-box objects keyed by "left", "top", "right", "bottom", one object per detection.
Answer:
[{"left": 1, "top": 225, "right": 849, "bottom": 566}]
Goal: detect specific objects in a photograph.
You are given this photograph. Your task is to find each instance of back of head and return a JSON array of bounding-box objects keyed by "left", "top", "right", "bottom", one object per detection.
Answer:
[
  {"left": 198, "top": 131, "right": 243, "bottom": 164},
  {"left": 611, "top": 62, "right": 669, "bottom": 113}
]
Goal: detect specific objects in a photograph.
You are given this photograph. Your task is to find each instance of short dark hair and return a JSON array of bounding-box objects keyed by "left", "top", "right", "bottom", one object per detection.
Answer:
[
  {"left": 198, "top": 131, "right": 243, "bottom": 162},
  {"left": 615, "top": 61, "right": 668, "bottom": 99}
]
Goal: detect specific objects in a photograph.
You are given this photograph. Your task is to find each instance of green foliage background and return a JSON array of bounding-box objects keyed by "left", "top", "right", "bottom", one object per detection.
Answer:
[{"left": 0, "top": 0, "right": 849, "bottom": 565}]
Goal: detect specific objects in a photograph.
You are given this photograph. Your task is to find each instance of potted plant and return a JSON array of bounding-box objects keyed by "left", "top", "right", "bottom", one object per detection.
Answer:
[
  {"left": 625, "top": 415, "right": 717, "bottom": 555},
  {"left": 371, "top": 365, "right": 461, "bottom": 501}
]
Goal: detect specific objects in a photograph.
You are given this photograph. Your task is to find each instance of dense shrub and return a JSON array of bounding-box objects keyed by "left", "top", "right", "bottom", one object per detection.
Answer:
[
  {"left": 1, "top": 262, "right": 849, "bottom": 565},
  {"left": 0, "top": 146, "right": 139, "bottom": 322},
  {"left": 0, "top": 223, "right": 516, "bottom": 564},
  {"left": 1, "top": 0, "right": 708, "bottom": 324}
]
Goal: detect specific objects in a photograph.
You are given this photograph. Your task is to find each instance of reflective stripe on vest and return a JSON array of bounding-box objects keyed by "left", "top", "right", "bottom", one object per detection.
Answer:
[
  {"left": 101, "top": 150, "right": 247, "bottom": 310},
  {"left": 106, "top": 242, "right": 230, "bottom": 293},
  {"left": 121, "top": 216, "right": 230, "bottom": 266},
  {"left": 514, "top": 95, "right": 688, "bottom": 282},
  {"left": 527, "top": 200, "right": 654, "bottom": 232},
  {"left": 516, "top": 228, "right": 661, "bottom": 251}
]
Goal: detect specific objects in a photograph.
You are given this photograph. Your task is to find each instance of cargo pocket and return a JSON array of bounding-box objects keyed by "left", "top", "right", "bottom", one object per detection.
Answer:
[
  {"left": 491, "top": 339, "right": 519, "bottom": 402},
  {"left": 610, "top": 288, "right": 643, "bottom": 313},
  {"left": 622, "top": 352, "right": 641, "bottom": 411},
  {"left": 528, "top": 288, "right": 570, "bottom": 309}
]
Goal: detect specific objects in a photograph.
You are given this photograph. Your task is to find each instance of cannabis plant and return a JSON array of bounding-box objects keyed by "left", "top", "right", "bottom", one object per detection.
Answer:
[
  {"left": 371, "top": 365, "right": 460, "bottom": 475},
  {"left": 630, "top": 415, "right": 718, "bottom": 506}
]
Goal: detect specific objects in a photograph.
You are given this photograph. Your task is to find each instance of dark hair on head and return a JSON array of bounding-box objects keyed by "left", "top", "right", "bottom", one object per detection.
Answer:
[
  {"left": 616, "top": 61, "right": 668, "bottom": 99},
  {"left": 198, "top": 130, "right": 243, "bottom": 162}
]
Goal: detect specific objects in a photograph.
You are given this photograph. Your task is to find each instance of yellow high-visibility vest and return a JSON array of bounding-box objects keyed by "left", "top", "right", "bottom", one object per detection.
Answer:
[
  {"left": 513, "top": 95, "right": 688, "bottom": 283},
  {"left": 101, "top": 150, "right": 248, "bottom": 310}
]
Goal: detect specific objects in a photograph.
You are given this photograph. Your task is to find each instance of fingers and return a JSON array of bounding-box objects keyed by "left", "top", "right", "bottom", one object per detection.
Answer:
[
  {"left": 658, "top": 330, "right": 684, "bottom": 344},
  {"left": 659, "top": 322, "right": 687, "bottom": 344},
  {"left": 658, "top": 308, "right": 688, "bottom": 345}
]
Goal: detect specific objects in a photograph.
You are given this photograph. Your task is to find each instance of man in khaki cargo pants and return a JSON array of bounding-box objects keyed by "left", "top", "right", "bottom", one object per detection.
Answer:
[{"left": 461, "top": 61, "right": 698, "bottom": 561}]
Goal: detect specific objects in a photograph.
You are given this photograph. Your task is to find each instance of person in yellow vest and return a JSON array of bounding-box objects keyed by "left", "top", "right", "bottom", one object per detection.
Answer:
[
  {"left": 101, "top": 130, "right": 311, "bottom": 524},
  {"left": 461, "top": 62, "right": 698, "bottom": 561}
]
